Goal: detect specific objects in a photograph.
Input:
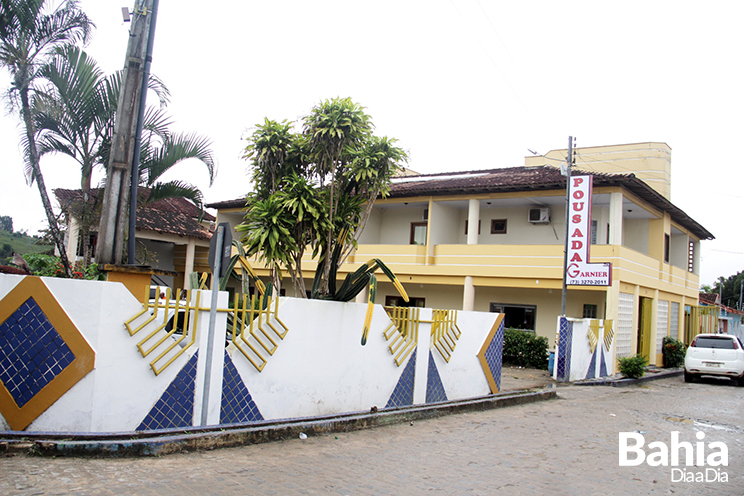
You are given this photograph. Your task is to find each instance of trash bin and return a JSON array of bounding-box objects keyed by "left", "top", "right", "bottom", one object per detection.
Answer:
[{"left": 548, "top": 351, "right": 555, "bottom": 375}]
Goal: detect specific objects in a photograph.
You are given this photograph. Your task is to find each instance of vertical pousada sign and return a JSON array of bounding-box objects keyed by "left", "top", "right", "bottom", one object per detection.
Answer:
[{"left": 566, "top": 175, "right": 611, "bottom": 286}]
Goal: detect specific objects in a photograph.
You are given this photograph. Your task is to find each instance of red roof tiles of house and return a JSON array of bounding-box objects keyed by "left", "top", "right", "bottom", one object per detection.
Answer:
[
  {"left": 206, "top": 165, "right": 713, "bottom": 241},
  {"left": 54, "top": 188, "right": 214, "bottom": 240}
]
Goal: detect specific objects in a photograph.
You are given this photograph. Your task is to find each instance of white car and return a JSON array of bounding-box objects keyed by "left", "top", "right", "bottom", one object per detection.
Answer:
[{"left": 684, "top": 333, "right": 744, "bottom": 385}]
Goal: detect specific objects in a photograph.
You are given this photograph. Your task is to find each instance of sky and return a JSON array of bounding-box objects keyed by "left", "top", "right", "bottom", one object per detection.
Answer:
[{"left": 1, "top": 1, "right": 742, "bottom": 286}]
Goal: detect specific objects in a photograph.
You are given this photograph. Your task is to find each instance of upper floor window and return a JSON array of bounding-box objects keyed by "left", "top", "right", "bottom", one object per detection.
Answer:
[
  {"left": 410, "top": 222, "right": 427, "bottom": 245},
  {"left": 664, "top": 234, "right": 670, "bottom": 263},
  {"left": 490, "top": 219, "right": 507, "bottom": 234}
]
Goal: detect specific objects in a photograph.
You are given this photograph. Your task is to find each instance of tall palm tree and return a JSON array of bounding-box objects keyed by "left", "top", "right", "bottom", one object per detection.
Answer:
[
  {"left": 34, "top": 45, "right": 172, "bottom": 265},
  {"left": 0, "top": 0, "right": 93, "bottom": 277}
]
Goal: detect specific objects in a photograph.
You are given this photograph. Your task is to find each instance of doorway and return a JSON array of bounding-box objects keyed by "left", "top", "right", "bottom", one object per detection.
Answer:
[{"left": 637, "top": 297, "right": 653, "bottom": 359}]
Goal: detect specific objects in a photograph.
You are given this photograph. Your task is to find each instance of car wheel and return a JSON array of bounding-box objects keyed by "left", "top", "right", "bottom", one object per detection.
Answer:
[
  {"left": 737, "top": 375, "right": 744, "bottom": 387},
  {"left": 684, "top": 370, "right": 695, "bottom": 383}
]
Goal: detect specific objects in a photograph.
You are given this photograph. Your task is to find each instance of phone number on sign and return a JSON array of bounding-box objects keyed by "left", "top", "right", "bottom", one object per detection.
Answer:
[{"left": 569, "top": 280, "right": 610, "bottom": 286}]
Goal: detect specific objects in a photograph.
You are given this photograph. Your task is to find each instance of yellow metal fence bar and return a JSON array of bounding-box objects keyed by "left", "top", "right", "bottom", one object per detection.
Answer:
[
  {"left": 150, "top": 290, "right": 200, "bottom": 376},
  {"left": 124, "top": 286, "right": 289, "bottom": 376},
  {"left": 430, "top": 309, "right": 461, "bottom": 363},
  {"left": 229, "top": 293, "right": 290, "bottom": 372},
  {"left": 383, "top": 306, "right": 419, "bottom": 366},
  {"left": 231, "top": 294, "right": 268, "bottom": 372}
]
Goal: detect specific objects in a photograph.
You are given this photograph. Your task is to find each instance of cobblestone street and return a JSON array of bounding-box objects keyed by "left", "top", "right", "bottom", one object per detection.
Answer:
[{"left": 2, "top": 376, "right": 742, "bottom": 496}]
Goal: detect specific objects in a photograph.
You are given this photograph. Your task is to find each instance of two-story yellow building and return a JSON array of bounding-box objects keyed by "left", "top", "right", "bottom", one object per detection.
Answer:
[{"left": 208, "top": 142, "right": 713, "bottom": 366}]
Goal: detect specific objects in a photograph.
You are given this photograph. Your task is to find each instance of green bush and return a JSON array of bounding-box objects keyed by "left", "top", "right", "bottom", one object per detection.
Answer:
[
  {"left": 24, "top": 253, "right": 60, "bottom": 276},
  {"left": 662, "top": 336, "right": 687, "bottom": 368},
  {"left": 503, "top": 328, "right": 549, "bottom": 369},
  {"left": 618, "top": 354, "right": 648, "bottom": 379},
  {"left": 23, "top": 254, "right": 104, "bottom": 280}
]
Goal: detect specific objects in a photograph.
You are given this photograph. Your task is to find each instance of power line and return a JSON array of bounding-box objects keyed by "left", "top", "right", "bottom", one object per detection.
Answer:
[{"left": 448, "top": 0, "right": 531, "bottom": 115}]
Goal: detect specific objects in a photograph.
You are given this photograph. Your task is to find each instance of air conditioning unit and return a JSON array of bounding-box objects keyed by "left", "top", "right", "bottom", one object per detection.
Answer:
[{"left": 528, "top": 207, "right": 550, "bottom": 224}]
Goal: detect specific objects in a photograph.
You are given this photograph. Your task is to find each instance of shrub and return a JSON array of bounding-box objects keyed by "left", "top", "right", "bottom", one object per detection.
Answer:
[
  {"left": 662, "top": 336, "right": 687, "bottom": 368},
  {"left": 503, "top": 328, "right": 549, "bottom": 369},
  {"left": 24, "top": 253, "right": 60, "bottom": 276},
  {"left": 618, "top": 354, "right": 648, "bottom": 379},
  {"left": 23, "top": 254, "right": 103, "bottom": 280}
]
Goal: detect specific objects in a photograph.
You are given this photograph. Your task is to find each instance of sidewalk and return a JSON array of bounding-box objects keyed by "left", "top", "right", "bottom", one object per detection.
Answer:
[{"left": 0, "top": 389, "right": 556, "bottom": 458}]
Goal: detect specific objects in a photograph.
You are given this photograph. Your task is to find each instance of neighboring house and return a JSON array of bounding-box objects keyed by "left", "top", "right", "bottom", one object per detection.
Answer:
[
  {"left": 208, "top": 142, "right": 714, "bottom": 366},
  {"left": 699, "top": 292, "right": 744, "bottom": 342},
  {"left": 54, "top": 188, "right": 214, "bottom": 289}
]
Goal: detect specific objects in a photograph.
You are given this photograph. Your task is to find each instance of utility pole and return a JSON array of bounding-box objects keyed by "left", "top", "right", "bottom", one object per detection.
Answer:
[
  {"left": 561, "top": 136, "right": 574, "bottom": 317},
  {"left": 97, "top": 1, "right": 159, "bottom": 265}
]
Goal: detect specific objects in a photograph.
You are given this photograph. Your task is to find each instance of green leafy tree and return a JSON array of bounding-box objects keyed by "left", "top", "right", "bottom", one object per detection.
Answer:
[
  {"left": 238, "top": 100, "right": 407, "bottom": 298},
  {"left": 0, "top": 215, "right": 12, "bottom": 232},
  {"left": 0, "top": 0, "right": 93, "bottom": 277},
  {"left": 303, "top": 97, "right": 373, "bottom": 294},
  {"left": 707, "top": 271, "right": 744, "bottom": 309},
  {"left": 32, "top": 45, "right": 214, "bottom": 266}
]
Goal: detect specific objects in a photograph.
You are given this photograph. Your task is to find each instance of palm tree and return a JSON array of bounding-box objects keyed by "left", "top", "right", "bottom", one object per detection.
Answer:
[
  {"left": 302, "top": 97, "right": 372, "bottom": 294},
  {"left": 0, "top": 0, "right": 93, "bottom": 277},
  {"left": 33, "top": 45, "right": 214, "bottom": 265}
]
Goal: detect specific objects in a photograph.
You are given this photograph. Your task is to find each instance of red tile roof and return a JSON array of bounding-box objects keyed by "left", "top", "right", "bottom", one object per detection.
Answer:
[
  {"left": 206, "top": 165, "right": 713, "bottom": 241},
  {"left": 54, "top": 189, "right": 214, "bottom": 241}
]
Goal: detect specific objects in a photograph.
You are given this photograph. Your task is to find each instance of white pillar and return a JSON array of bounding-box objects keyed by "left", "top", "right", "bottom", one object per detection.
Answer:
[
  {"left": 463, "top": 275, "right": 475, "bottom": 311},
  {"left": 609, "top": 191, "right": 623, "bottom": 246},
  {"left": 413, "top": 307, "right": 432, "bottom": 405},
  {"left": 66, "top": 216, "right": 80, "bottom": 262},
  {"left": 467, "top": 199, "right": 480, "bottom": 245},
  {"left": 184, "top": 239, "right": 196, "bottom": 289}
]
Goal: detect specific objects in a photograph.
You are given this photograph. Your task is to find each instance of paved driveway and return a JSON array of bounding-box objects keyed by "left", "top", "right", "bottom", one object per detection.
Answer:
[{"left": 2, "top": 376, "right": 742, "bottom": 496}]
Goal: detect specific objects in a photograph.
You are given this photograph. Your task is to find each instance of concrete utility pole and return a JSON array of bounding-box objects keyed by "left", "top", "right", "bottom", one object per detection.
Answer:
[
  {"left": 96, "top": 1, "right": 158, "bottom": 265},
  {"left": 561, "top": 136, "right": 574, "bottom": 317}
]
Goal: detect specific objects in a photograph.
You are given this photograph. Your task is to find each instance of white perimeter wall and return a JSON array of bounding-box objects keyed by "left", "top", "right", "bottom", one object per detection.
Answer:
[{"left": 0, "top": 274, "right": 501, "bottom": 432}]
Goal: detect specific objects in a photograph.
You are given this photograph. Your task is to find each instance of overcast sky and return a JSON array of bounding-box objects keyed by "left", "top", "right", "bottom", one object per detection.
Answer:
[{"left": 1, "top": 1, "right": 742, "bottom": 286}]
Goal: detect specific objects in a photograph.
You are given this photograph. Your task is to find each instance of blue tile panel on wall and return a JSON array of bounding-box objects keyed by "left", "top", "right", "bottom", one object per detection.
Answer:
[
  {"left": 482, "top": 320, "right": 505, "bottom": 392},
  {"left": 137, "top": 352, "right": 198, "bottom": 430},
  {"left": 425, "top": 351, "right": 448, "bottom": 404},
  {"left": 220, "top": 351, "right": 263, "bottom": 424},
  {"left": 385, "top": 348, "right": 417, "bottom": 409},
  {"left": 0, "top": 297, "right": 76, "bottom": 408},
  {"left": 585, "top": 347, "right": 597, "bottom": 380},
  {"left": 599, "top": 348, "right": 608, "bottom": 377},
  {"left": 556, "top": 318, "right": 573, "bottom": 381}
]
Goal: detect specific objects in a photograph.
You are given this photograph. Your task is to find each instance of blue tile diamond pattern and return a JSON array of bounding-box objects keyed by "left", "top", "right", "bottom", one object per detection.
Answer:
[
  {"left": 426, "top": 351, "right": 448, "bottom": 404},
  {"left": 482, "top": 320, "right": 505, "bottom": 392},
  {"left": 386, "top": 348, "right": 417, "bottom": 408},
  {"left": 0, "top": 298, "right": 75, "bottom": 408},
  {"left": 585, "top": 347, "right": 597, "bottom": 380},
  {"left": 221, "top": 352, "right": 263, "bottom": 424},
  {"left": 556, "top": 318, "right": 573, "bottom": 381},
  {"left": 137, "top": 352, "right": 198, "bottom": 430},
  {"left": 599, "top": 348, "right": 608, "bottom": 378}
]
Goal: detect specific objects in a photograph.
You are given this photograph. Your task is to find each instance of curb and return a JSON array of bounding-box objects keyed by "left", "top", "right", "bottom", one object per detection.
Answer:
[
  {"left": 574, "top": 368, "right": 683, "bottom": 387},
  {"left": 0, "top": 389, "right": 556, "bottom": 458}
]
